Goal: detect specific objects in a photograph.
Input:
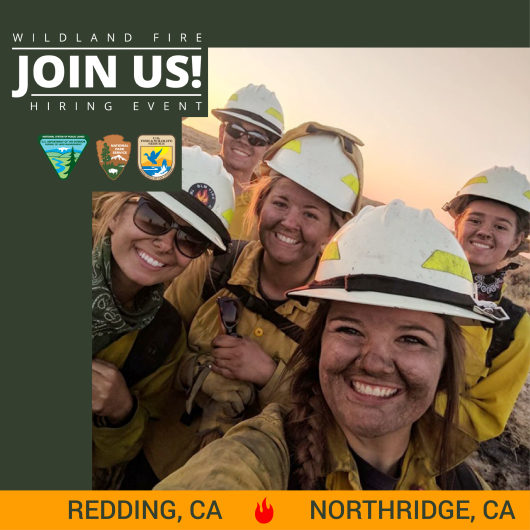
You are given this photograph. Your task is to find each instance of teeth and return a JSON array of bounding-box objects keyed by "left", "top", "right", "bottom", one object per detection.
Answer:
[
  {"left": 233, "top": 148, "right": 250, "bottom": 157},
  {"left": 471, "top": 242, "right": 491, "bottom": 249},
  {"left": 138, "top": 250, "right": 165, "bottom": 268},
  {"left": 276, "top": 233, "right": 299, "bottom": 245},
  {"left": 352, "top": 381, "right": 398, "bottom": 398}
]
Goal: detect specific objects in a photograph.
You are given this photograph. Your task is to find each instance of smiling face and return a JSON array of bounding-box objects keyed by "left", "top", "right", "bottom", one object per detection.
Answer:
[
  {"left": 258, "top": 177, "right": 334, "bottom": 268},
  {"left": 218, "top": 118, "right": 270, "bottom": 180},
  {"left": 319, "top": 302, "right": 446, "bottom": 446},
  {"left": 455, "top": 199, "right": 523, "bottom": 275},
  {"left": 109, "top": 203, "right": 192, "bottom": 302}
]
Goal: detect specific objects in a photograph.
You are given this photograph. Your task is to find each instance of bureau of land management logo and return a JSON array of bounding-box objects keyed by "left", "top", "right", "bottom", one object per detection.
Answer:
[
  {"left": 38, "top": 135, "right": 89, "bottom": 179},
  {"left": 96, "top": 135, "right": 132, "bottom": 180},
  {"left": 138, "top": 135, "right": 176, "bottom": 180}
]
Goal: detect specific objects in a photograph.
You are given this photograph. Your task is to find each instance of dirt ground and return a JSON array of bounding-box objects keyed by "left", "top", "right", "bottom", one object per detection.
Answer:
[{"left": 467, "top": 376, "right": 530, "bottom": 489}]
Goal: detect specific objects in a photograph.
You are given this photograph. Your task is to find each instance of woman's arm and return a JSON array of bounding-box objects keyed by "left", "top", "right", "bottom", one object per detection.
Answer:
[
  {"left": 436, "top": 314, "right": 530, "bottom": 441},
  {"left": 154, "top": 404, "right": 290, "bottom": 490},
  {"left": 92, "top": 328, "right": 187, "bottom": 469}
]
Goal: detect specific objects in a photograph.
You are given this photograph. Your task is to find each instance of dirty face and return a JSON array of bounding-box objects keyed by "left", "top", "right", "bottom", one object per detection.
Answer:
[
  {"left": 319, "top": 302, "right": 446, "bottom": 446},
  {"left": 258, "top": 177, "right": 334, "bottom": 268},
  {"left": 455, "top": 200, "right": 523, "bottom": 275}
]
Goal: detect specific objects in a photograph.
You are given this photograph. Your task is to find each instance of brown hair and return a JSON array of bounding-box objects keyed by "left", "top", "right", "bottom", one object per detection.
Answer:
[
  {"left": 284, "top": 302, "right": 466, "bottom": 490},
  {"left": 243, "top": 175, "right": 352, "bottom": 239},
  {"left": 452, "top": 195, "right": 530, "bottom": 257}
]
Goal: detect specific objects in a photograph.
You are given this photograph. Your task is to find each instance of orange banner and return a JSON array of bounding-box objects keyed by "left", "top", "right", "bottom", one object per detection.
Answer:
[{"left": 0, "top": 491, "right": 528, "bottom": 530}]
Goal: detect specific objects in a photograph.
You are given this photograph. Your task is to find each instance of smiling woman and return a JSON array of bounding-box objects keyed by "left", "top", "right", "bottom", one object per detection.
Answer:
[
  {"left": 142, "top": 122, "right": 365, "bottom": 485},
  {"left": 91, "top": 147, "right": 235, "bottom": 489},
  {"left": 155, "top": 200, "right": 495, "bottom": 491},
  {"left": 438, "top": 166, "right": 530, "bottom": 442}
]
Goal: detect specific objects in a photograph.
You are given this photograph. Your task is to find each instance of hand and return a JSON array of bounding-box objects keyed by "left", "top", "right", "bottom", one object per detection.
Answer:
[
  {"left": 210, "top": 335, "right": 277, "bottom": 387},
  {"left": 201, "top": 371, "right": 255, "bottom": 415},
  {"left": 92, "top": 359, "right": 133, "bottom": 425}
]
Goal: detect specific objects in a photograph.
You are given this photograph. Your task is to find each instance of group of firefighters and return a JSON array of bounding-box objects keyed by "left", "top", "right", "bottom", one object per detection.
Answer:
[{"left": 92, "top": 84, "right": 530, "bottom": 490}]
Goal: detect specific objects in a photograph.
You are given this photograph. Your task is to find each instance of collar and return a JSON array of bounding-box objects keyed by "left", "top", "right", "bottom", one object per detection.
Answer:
[
  {"left": 322, "top": 409, "right": 478, "bottom": 490},
  {"left": 228, "top": 241, "right": 319, "bottom": 315},
  {"left": 473, "top": 262, "right": 518, "bottom": 302}
]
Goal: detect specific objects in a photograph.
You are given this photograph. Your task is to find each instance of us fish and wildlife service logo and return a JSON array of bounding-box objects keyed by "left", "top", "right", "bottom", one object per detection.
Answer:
[
  {"left": 189, "top": 183, "right": 216, "bottom": 209},
  {"left": 96, "top": 135, "right": 132, "bottom": 180},
  {"left": 138, "top": 135, "right": 176, "bottom": 180},
  {"left": 38, "top": 134, "right": 89, "bottom": 179}
]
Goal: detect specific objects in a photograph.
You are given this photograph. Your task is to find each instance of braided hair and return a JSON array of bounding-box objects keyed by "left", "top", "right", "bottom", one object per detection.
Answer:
[
  {"left": 285, "top": 303, "right": 332, "bottom": 489},
  {"left": 284, "top": 301, "right": 466, "bottom": 490}
]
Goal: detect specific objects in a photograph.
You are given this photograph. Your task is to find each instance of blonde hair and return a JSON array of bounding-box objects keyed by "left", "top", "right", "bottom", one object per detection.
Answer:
[
  {"left": 243, "top": 174, "right": 352, "bottom": 238},
  {"left": 92, "top": 192, "right": 141, "bottom": 249}
]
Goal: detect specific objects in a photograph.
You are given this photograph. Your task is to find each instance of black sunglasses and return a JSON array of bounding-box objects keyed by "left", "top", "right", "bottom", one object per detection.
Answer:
[
  {"left": 224, "top": 122, "right": 271, "bottom": 147},
  {"left": 131, "top": 197, "right": 212, "bottom": 259}
]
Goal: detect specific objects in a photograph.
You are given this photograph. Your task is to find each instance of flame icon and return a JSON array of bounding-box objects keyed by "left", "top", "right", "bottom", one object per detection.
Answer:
[
  {"left": 194, "top": 189, "right": 209, "bottom": 205},
  {"left": 255, "top": 497, "right": 274, "bottom": 524}
]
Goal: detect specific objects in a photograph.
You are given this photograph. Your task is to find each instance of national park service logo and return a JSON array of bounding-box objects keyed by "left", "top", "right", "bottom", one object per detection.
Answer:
[
  {"left": 96, "top": 135, "right": 132, "bottom": 180},
  {"left": 138, "top": 134, "right": 176, "bottom": 180},
  {"left": 38, "top": 135, "right": 89, "bottom": 179}
]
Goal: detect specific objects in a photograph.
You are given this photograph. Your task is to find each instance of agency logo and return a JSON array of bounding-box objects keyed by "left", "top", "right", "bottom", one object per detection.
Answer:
[
  {"left": 138, "top": 134, "right": 176, "bottom": 180},
  {"left": 188, "top": 183, "right": 216, "bottom": 209},
  {"left": 38, "top": 135, "right": 89, "bottom": 179},
  {"left": 96, "top": 135, "right": 131, "bottom": 180},
  {"left": 255, "top": 498, "right": 274, "bottom": 524}
]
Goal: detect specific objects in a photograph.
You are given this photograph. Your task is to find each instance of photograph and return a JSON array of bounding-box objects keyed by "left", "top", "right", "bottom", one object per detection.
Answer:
[{"left": 92, "top": 47, "right": 530, "bottom": 492}]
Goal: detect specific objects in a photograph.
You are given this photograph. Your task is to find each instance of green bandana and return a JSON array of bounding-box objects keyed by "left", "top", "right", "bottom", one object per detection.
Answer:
[{"left": 92, "top": 237, "right": 164, "bottom": 356}]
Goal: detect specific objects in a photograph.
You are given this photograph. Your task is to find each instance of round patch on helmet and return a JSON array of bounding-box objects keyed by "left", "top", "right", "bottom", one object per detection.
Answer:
[{"left": 188, "top": 183, "right": 216, "bottom": 209}]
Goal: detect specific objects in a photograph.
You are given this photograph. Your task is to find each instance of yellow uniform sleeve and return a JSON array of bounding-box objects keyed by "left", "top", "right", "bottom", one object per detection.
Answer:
[
  {"left": 437, "top": 313, "right": 530, "bottom": 441},
  {"left": 154, "top": 404, "right": 290, "bottom": 490},
  {"left": 164, "top": 253, "right": 210, "bottom": 331},
  {"left": 92, "top": 326, "right": 187, "bottom": 469}
]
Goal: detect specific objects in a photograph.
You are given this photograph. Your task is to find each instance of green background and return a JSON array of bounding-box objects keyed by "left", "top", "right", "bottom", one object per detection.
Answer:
[{"left": 2, "top": 1, "right": 529, "bottom": 489}]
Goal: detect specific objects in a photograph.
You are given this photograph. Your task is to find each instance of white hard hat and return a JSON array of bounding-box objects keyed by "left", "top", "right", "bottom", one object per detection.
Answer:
[
  {"left": 443, "top": 166, "right": 530, "bottom": 216},
  {"left": 288, "top": 200, "right": 498, "bottom": 326},
  {"left": 148, "top": 147, "right": 235, "bottom": 252},
  {"left": 212, "top": 84, "right": 284, "bottom": 140},
  {"left": 265, "top": 133, "right": 360, "bottom": 214}
]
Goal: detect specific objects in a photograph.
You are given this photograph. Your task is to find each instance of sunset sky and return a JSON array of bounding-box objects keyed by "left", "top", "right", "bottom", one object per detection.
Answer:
[{"left": 186, "top": 48, "right": 530, "bottom": 232}]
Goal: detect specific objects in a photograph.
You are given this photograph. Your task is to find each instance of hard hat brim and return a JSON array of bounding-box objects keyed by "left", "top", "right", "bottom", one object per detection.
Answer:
[
  {"left": 212, "top": 109, "right": 281, "bottom": 139},
  {"left": 146, "top": 191, "right": 227, "bottom": 251},
  {"left": 287, "top": 288, "right": 494, "bottom": 326}
]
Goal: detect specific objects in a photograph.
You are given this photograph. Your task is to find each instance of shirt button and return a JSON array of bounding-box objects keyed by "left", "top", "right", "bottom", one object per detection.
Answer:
[{"left": 254, "top": 328, "right": 264, "bottom": 337}]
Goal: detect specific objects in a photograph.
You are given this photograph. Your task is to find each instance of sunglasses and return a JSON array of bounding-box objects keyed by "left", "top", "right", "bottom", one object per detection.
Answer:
[
  {"left": 217, "top": 296, "right": 242, "bottom": 336},
  {"left": 132, "top": 197, "right": 212, "bottom": 259},
  {"left": 224, "top": 122, "right": 271, "bottom": 147}
]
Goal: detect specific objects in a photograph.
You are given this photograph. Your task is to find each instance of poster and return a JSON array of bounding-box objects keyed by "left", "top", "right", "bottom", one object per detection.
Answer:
[{"left": 3, "top": 1, "right": 529, "bottom": 528}]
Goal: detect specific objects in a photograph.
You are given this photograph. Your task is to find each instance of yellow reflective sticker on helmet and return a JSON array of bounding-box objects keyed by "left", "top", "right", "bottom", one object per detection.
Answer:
[
  {"left": 422, "top": 250, "right": 472, "bottom": 282},
  {"left": 228, "top": 94, "right": 238, "bottom": 101},
  {"left": 321, "top": 241, "right": 340, "bottom": 261},
  {"left": 463, "top": 176, "right": 488, "bottom": 187},
  {"left": 222, "top": 208, "right": 234, "bottom": 226},
  {"left": 523, "top": 190, "right": 530, "bottom": 200},
  {"left": 265, "top": 107, "right": 284, "bottom": 124},
  {"left": 341, "top": 174, "right": 360, "bottom": 195},
  {"left": 281, "top": 140, "right": 302, "bottom": 154}
]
